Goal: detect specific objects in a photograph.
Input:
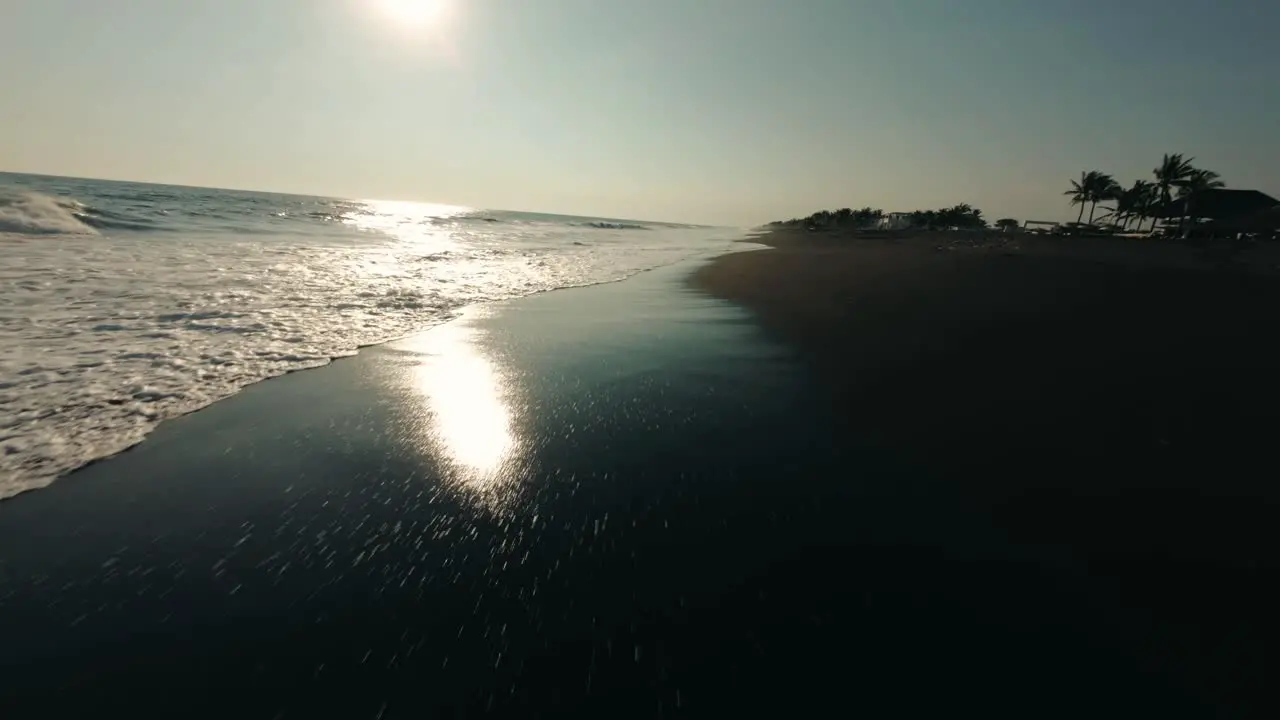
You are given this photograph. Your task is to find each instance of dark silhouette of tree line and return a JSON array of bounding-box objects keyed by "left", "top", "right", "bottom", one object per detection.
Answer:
[
  {"left": 773, "top": 204, "right": 988, "bottom": 230},
  {"left": 1064, "top": 153, "right": 1224, "bottom": 233},
  {"left": 780, "top": 206, "right": 885, "bottom": 228},
  {"left": 770, "top": 154, "right": 1229, "bottom": 236}
]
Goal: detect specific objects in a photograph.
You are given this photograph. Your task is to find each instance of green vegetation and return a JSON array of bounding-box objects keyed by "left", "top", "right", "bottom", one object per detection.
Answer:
[{"left": 995, "top": 218, "right": 1020, "bottom": 231}]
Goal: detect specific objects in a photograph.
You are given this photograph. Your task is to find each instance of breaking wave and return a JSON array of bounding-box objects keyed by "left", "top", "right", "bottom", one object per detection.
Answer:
[
  {"left": 74, "top": 206, "right": 164, "bottom": 232},
  {"left": 579, "top": 221, "right": 651, "bottom": 230},
  {"left": 0, "top": 172, "right": 745, "bottom": 498},
  {"left": 0, "top": 191, "right": 99, "bottom": 236}
]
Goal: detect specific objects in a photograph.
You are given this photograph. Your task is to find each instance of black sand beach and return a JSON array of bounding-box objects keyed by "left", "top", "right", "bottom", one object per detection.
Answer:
[
  {"left": 695, "top": 230, "right": 1280, "bottom": 716},
  {"left": 2, "top": 247, "right": 1276, "bottom": 717},
  {"left": 0, "top": 261, "right": 842, "bottom": 717}
]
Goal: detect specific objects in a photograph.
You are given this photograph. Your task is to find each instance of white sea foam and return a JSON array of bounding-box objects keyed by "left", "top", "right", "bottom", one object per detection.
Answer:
[
  {"left": 0, "top": 191, "right": 98, "bottom": 235},
  {"left": 0, "top": 179, "right": 742, "bottom": 497}
]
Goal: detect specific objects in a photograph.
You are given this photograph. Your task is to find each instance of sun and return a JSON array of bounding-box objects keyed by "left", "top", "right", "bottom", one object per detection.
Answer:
[{"left": 373, "top": 0, "right": 448, "bottom": 29}]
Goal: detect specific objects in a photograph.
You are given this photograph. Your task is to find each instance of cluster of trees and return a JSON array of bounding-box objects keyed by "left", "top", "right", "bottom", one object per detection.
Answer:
[
  {"left": 904, "top": 204, "right": 988, "bottom": 229},
  {"left": 771, "top": 153, "right": 1228, "bottom": 237},
  {"left": 776, "top": 203, "right": 989, "bottom": 230},
  {"left": 1065, "top": 153, "right": 1225, "bottom": 232},
  {"left": 778, "top": 206, "right": 887, "bottom": 228}
]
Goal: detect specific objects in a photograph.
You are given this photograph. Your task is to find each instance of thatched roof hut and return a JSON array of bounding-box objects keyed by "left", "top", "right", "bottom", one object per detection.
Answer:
[
  {"left": 1146, "top": 189, "right": 1279, "bottom": 221},
  {"left": 1206, "top": 204, "right": 1280, "bottom": 233}
]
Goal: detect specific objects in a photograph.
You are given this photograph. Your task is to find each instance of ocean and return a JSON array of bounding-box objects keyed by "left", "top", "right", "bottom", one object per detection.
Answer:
[{"left": 0, "top": 172, "right": 744, "bottom": 498}]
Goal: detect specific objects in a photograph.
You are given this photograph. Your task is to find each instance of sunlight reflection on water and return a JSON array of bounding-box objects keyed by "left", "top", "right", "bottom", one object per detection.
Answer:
[
  {"left": 339, "top": 199, "right": 503, "bottom": 286},
  {"left": 0, "top": 174, "right": 740, "bottom": 497},
  {"left": 344, "top": 199, "right": 472, "bottom": 246}
]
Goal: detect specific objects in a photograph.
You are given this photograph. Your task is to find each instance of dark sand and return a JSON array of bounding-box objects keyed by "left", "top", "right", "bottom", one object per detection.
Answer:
[
  {"left": 0, "top": 263, "right": 846, "bottom": 718},
  {"left": 695, "top": 228, "right": 1280, "bottom": 488},
  {"left": 1, "top": 244, "right": 1275, "bottom": 717},
  {"left": 694, "top": 229, "right": 1280, "bottom": 714}
]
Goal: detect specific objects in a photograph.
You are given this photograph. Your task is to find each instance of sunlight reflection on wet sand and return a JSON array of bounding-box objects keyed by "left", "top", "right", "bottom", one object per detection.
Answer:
[{"left": 395, "top": 310, "right": 525, "bottom": 507}]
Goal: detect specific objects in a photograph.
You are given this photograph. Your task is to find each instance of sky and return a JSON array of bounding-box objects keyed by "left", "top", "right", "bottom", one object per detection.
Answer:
[{"left": 1, "top": 0, "right": 1277, "bottom": 226}]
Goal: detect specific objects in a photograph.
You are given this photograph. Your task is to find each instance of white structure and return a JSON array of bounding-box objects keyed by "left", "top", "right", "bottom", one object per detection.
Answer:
[{"left": 876, "top": 212, "right": 914, "bottom": 231}]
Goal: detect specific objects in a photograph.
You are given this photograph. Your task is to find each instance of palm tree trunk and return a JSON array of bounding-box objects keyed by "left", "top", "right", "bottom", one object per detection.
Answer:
[
  {"left": 1158, "top": 188, "right": 1173, "bottom": 235},
  {"left": 1076, "top": 204, "right": 1085, "bottom": 223},
  {"left": 1088, "top": 201, "right": 1097, "bottom": 224}
]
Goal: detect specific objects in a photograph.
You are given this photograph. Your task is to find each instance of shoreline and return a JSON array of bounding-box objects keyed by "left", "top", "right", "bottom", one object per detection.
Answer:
[
  {"left": 2, "top": 239, "right": 1277, "bottom": 715},
  {"left": 1, "top": 260, "right": 851, "bottom": 716},
  {"left": 1, "top": 244, "right": 748, "bottom": 503},
  {"left": 739, "top": 224, "right": 1280, "bottom": 269}
]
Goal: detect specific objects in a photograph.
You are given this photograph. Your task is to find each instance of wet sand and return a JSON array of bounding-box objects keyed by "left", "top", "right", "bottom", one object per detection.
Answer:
[
  {"left": 0, "top": 262, "right": 843, "bottom": 717},
  {"left": 0, "top": 250, "right": 1273, "bottom": 717}
]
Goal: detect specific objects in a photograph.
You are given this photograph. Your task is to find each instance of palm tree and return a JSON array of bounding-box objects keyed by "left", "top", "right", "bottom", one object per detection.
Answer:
[
  {"left": 852, "top": 207, "right": 883, "bottom": 227},
  {"left": 1064, "top": 171, "right": 1116, "bottom": 226},
  {"left": 995, "top": 218, "right": 1019, "bottom": 232},
  {"left": 1146, "top": 180, "right": 1167, "bottom": 230},
  {"left": 1147, "top": 154, "right": 1198, "bottom": 235},
  {"left": 806, "top": 209, "right": 833, "bottom": 227},
  {"left": 1106, "top": 180, "right": 1154, "bottom": 230},
  {"left": 1153, "top": 153, "right": 1195, "bottom": 207},
  {"left": 1176, "top": 169, "right": 1225, "bottom": 199},
  {"left": 1175, "top": 168, "right": 1226, "bottom": 236},
  {"left": 932, "top": 203, "right": 985, "bottom": 229},
  {"left": 908, "top": 210, "right": 933, "bottom": 229},
  {"left": 1064, "top": 172, "right": 1093, "bottom": 224},
  {"left": 1102, "top": 187, "right": 1131, "bottom": 229},
  {"left": 1088, "top": 175, "right": 1121, "bottom": 225}
]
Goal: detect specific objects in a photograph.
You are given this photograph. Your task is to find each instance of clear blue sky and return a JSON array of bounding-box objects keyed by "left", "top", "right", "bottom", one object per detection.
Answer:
[{"left": 2, "top": 0, "right": 1276, "bottom": 225}]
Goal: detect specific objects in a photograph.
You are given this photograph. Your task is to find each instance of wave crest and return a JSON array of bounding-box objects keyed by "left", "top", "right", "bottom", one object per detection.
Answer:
[
  {"left": 0, "top": 191, "right": 99, "bottom": 236},
  {"left": 580, "top": 221, "right": 650, "bottom": 230},
  {"left": 75, "top": 206, "right": 162, "bottom": 232}
]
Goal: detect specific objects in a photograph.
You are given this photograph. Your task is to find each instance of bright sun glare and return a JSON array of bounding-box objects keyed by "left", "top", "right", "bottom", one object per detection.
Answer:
[{"left": 374, "top": 0, "right": 448, "bottom": 28}]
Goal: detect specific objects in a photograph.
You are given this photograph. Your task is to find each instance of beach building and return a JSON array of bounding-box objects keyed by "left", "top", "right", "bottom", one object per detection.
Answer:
[
  {"left": 1146, "top": 189, "right": 1279, "bottom": 237},
  {"left": 876, "top": 212, "right": 914, "bottom": 230}
]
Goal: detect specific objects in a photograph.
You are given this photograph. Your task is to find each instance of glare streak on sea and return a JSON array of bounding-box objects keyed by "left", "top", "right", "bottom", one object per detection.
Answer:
[{"left": 0, "top": 173, "right": 742, "bottom": 497}]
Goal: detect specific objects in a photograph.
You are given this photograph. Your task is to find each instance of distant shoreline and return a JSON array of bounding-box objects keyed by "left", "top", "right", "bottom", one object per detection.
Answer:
[{"left": 735, "top": 224, "right": 1280, "bottom": 273}]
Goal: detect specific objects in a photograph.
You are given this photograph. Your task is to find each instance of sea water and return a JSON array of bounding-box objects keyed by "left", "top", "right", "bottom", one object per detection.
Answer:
[{"left": 0, "top": 172, "right": 744, "bottom": 497}]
